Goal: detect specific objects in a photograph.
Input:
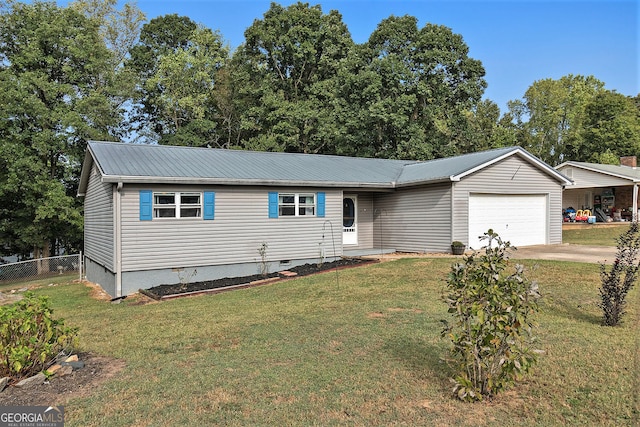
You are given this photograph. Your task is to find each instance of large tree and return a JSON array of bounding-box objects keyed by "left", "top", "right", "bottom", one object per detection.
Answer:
[
  {"left": 508, "top": 74, "right": 605, "bottom": 165},
  {"left": 127, "top": 14, "right": 199, "bottom": 142},
  {"left": 579, "top": 91, "right": 640, "bottom": 163},
  {"left": 235, "top": 1, "right": 353, "bottom": 153},
  {"left": 71, "top": 0, "right": 145, "bottom": 141},
  {"left": 0, "top": 0, "right": 127, "bottom": 258},
  {"left": 143, "top": 26, "right": 228, "bottom": 146},
  {"left": 70, "top": 0, "right": 145, "bottom": 68},
  {"left": 333, "top": 16, "right": 487, "bottom": 160},
  {"left": 456, "top": 100, "right": 517, "bottom": 154}
]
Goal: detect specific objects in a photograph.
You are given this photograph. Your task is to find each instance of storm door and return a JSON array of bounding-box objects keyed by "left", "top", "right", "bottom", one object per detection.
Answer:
[{"left": 343, "top": 195, "right": 357, "bottom": 245}]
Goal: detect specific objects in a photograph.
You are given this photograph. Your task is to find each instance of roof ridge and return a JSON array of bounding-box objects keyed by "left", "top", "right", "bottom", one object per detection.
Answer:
[{"left": 88, "top": 140, "right": 416, "bottom": 164}]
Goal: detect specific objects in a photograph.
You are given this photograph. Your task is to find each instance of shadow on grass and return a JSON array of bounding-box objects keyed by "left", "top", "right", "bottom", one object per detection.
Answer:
[
  {"left": 544, "top": 298, "right": 602, "bottom": 325},
  {"left": 382, "top": 334, "right": 452, "bottom": 392}
]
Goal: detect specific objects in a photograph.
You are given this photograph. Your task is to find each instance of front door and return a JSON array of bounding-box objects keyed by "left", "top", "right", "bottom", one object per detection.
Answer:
[{"left": 343, "top": 195, "right": 357, "bottom": 245}]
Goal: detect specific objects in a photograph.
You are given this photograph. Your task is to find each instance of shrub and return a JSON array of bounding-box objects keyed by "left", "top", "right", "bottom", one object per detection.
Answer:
[
  {"left": 0, "top": 292, "right": 78, "bottom": 380},
  {"left": 599, "top": 222, "right": 640, "bottom": 326},
  {"left": 442, "top": 230, "right": 540, "bottom": 401}
]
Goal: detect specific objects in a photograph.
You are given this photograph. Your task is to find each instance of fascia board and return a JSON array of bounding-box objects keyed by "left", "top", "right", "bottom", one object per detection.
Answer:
[
  {"left": 452, "top": 148, "right": 573, "bottom": 186},
  {"left": 77, "top": 149, "right": 98, "bottom": 196},
  {"left": 559, "top": 163, "right": 640, "bottom": 183},
  {"left": 393, "top": 176, "right": 454, "bottom": 187}
]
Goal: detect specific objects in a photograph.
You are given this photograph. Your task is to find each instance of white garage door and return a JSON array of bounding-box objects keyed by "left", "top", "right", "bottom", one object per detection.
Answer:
[{"left": 468, "top": 194, "right": 548, "bottom": 249}]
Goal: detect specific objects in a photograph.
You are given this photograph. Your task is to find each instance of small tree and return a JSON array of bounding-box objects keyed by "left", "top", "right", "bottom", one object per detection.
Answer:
[
  {"left": 442, "top": 230, "right": 540, "bottom": 401},
  {"left": 599, "top": 222, "right": 640, "bottom": 326},
  {"left": 257, "top": 242, "right": 269, "bottom": 277}
]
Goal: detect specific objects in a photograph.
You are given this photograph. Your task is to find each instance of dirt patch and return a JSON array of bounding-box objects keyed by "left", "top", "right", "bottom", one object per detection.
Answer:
[
  {"left": 85, "top": 281, "right": 113, "bottom": 301},
  {"left": 367, "top": 312, "right": 386, "bottom": 318},
  {"left": 142, "top": 258, "right": 375, "bottom": 299},
  {"left": 0, "top": 352, "right": 125, "bottom": 406},
  {"left": 368, "top": 308, "right": 424, "bottom": 319},
  {"left": 387, "top": 307, "right": 423, "bottom": 314}
]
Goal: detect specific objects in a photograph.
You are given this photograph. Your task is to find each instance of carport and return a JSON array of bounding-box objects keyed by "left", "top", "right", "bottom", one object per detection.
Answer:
[{"left": 556, "top": 157, "right": 640, "bottom": 222}]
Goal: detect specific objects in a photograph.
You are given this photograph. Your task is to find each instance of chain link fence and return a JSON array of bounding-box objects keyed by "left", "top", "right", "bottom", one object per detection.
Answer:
[{"left": 0, "top": 253, "right": 82, "bottom": 285}]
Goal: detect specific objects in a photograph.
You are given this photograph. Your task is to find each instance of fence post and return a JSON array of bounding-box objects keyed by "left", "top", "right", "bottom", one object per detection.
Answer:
[{"left": 79, "top": 251, "right": 83, "bottom": 282}]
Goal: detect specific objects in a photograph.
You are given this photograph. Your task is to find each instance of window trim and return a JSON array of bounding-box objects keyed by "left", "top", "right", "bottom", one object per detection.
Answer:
[
  {"left": 140, "top": 190, "right": 215, "bottom": 221},
  {"left": 278, "top": 193, "right": 316, "bottom": 217},
  {"left": 153, "top": 191, "right": 202, "bottom": 219},
  {"left": 270, "top": 192, "right": 325, "bottom": 218}
]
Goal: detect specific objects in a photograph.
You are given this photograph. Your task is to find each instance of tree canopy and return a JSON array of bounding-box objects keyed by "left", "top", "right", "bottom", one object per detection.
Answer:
[
  {"left": 506, "top": 75, "right": 639, "bottom": 165},
  {"left": 0, "top": 0, "right": 141, "bottom": 257},
  {"left": 235, "top": 2, "right": 354, "bottom": 154},
  {"left": 508, "top": 74, "right": 605, "bottom": 165},
  {"left": 579, "top": 91, "right": 640, "bottom": 163},
  {"left": 333, "top": 15, "right": 487, "bottom": 160}
]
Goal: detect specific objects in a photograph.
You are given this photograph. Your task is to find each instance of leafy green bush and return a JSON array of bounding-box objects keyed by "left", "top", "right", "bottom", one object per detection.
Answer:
[
  {"left": 599, "top": 222, "right": 640, "bottom": 326},
  {"left": 0, "top": 292, "right": 78, "bottom": 380},
  {"left": 442, "top": 230, "right": 540, "bottom": 401}
]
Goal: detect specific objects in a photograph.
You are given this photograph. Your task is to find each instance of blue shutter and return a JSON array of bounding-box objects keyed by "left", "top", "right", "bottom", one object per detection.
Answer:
[
  {"left": 317, "top": 192, "right": 325, "bottom": 217},
  {"left": 139, "top": 190, "right": 153, "bottom": 221},
  {"left": 268, "top": 192, "right": 278, "bottom": 218},
  {"left": 203, "top": 192, "right": 215, "bottom": 220}
]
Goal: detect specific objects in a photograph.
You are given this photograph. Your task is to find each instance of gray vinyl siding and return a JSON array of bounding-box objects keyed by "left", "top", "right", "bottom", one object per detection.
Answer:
[
  {"left": 373, "top": 183, "right": 452, "bottom": 252},
  {"left": 452, "top": 156, "right": 563, "bottom": 245},
  {"left": 83, "top": 164, "right": 114, "bottom": 270},
  {"left": 352, "top": 193, "right": 374, "bottom": 249},
  {"left": 119, "top": 185, "right": 342, "bottom": 272},
  {"left": 558, "top": 166, "right": 632, "bottom": 188}
]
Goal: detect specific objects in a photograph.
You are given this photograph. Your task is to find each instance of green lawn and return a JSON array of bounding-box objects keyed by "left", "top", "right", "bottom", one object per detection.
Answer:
[
  {"left": 0, "top": 273, "right": 78, "bottom": 294},
  {"left": 20, "top": 257, "right": 639, "bottom": 426},
  {"left": 563, "top": 224, "right": 629, "bottom": 246}
]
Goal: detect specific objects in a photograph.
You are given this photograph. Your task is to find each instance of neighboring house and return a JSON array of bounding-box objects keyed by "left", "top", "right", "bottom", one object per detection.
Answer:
[
  {"left": 78, "top": 141, "right": 571, "bottom": 297},
  {"left": 556, "top": 156, "right": 640, "bottom": 222}
]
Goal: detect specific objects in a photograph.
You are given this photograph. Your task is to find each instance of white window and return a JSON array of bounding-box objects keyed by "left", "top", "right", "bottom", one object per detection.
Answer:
[
  {"left": 153, "top": 192, "right": 202, "bottom": 218},
  {"left": 279, "top": 193, "right": 316, "bottom": 216}
]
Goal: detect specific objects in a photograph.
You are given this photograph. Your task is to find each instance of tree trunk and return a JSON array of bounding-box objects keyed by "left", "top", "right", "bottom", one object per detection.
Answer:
[{"left": 35, "top": 244, "right": 51, "bottom": 275}]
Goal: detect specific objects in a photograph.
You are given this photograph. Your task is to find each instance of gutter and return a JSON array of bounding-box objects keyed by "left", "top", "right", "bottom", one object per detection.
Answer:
[
  {"left": 99, "top": 175, "right": 397, "bottom": 189},
  {"left": 101, "top": 174, "right": 461, "bottom": 190},
  {"left": 393, "top": 176, "right": 455, "bottom": 188}
]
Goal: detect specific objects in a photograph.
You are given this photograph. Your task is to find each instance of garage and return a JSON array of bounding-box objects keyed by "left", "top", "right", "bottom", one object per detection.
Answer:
[{"left": 468, "top": 194, "right": 548, "bottom": 249}]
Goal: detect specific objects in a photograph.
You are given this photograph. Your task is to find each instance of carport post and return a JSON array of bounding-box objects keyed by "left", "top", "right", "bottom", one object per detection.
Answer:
[{"left": 634, "top": 183, "right": 638, "bottom": 222}]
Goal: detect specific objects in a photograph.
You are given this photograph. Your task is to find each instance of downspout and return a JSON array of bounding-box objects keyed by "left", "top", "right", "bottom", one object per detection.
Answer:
[
  {"left": 115, "top": 182, "right": 123, "bottom": 297},
  {"left": 450, "top": 181, "right": 456, "bottom": 244},
  {"left": 633, "top": 183, "right": 638, "bottom": 223}
]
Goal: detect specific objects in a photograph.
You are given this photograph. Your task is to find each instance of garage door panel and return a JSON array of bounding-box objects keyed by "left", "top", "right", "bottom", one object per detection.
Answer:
[{"left": 469, "top": 194, "right": 547, "bottom": 249}]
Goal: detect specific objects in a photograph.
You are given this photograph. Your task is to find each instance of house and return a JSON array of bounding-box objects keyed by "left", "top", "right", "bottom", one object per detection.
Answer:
[
  {"left": 556, "top": 156, "right": 640, "bottom": 222},
  {"left": 78, "top": 142, "right": 571, "bottom": 297}
]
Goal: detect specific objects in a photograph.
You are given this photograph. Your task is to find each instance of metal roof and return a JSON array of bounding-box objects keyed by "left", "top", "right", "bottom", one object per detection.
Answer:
[
  {"left": 78, "top": 141, "right": 571, "bottom": 195},
  {"left": 396, "top": 146, "right": 535, "bottom": 185},
  {"left": 556, "top": 161, "right": 640, "bottom": 182}
]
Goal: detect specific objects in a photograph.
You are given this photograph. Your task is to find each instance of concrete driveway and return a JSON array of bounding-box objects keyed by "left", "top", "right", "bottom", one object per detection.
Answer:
[
  {"left": 367, "top": 244, "right": 618, "bottom": 264},
  {"left": 508, "top": 244, "right": 617, "bottom": 264}
]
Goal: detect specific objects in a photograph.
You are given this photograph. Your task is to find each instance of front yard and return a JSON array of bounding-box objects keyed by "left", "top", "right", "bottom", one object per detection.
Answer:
[
  {"left": 5, "top": 254, "right": 637, "bottom": 426},
  {"left": 562, "top": 223, "right": 629, "bottom": 246}
]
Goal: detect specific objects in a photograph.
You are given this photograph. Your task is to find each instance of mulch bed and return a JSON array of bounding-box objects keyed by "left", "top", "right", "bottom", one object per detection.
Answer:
[
  {"left": 140, "top": 258, "right": 375, "bottom": 300},
  {"left": 0, "top": 352, "right": 125, "bottom": 407}
]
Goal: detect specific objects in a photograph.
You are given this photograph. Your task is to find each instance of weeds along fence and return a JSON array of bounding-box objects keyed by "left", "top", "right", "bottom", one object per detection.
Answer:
[{"left": 0, "top": 253, "right": 83, "bottom": 285}]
